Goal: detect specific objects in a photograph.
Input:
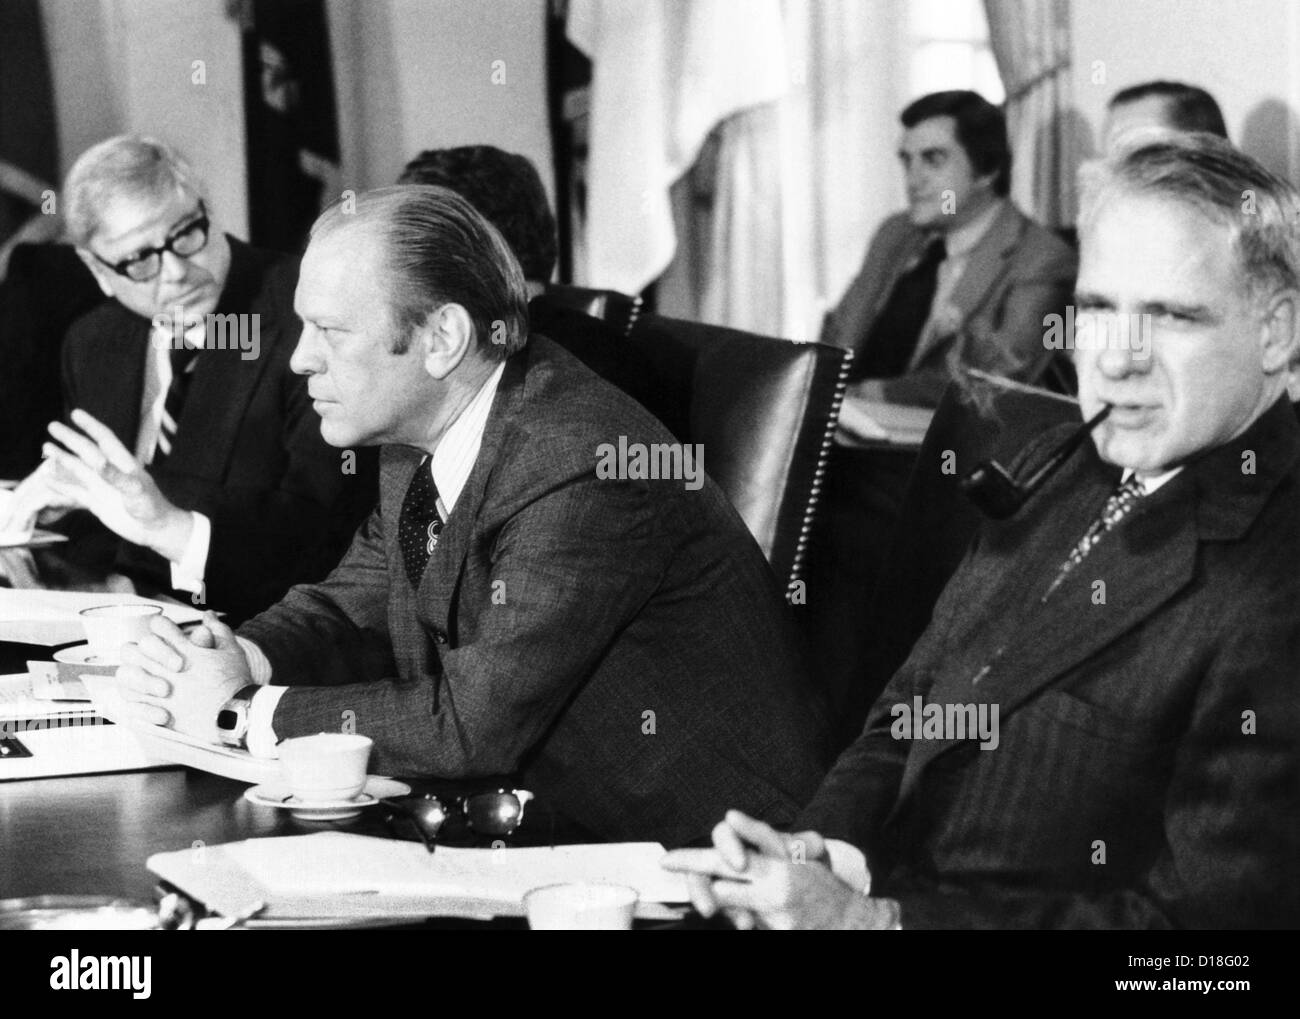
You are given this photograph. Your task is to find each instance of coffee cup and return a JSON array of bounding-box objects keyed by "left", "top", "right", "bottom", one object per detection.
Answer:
[
  {"left": 79, "top": 604, "right": 164, "bottom": 662},
  {"left": 279, "top": 733, "right": 373, "bottom": 802},
  {"left": 523, "top": 883, "right": 638, "bottom": 930}
]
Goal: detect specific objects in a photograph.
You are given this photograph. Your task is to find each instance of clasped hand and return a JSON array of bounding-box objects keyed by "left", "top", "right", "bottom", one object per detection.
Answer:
[
  {"left": 661, "top": 809, "right": 893, "bottom": 930},
  {"left": 116, "top": 612, "right": 252, "bottom": 742}
]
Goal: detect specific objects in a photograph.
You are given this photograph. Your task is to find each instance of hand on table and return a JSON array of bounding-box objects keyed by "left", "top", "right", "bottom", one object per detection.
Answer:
[
  {"left": 117, "top": 612, "right": 252, "bottom": 742},
  {"left": 661, "top": 809, "right": 897, "bottom": 930},
  {"left": 42, "top": 409, "right": 194, "bottom": 562}
]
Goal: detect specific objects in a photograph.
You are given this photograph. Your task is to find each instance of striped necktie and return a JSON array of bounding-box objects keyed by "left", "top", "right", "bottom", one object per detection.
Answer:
[
  {"left": 1044, "top": 475, "right": 1145, "bottom": 600},
  {"left": 154, "top": 341, "right": 202, "bottom": 464},
  {"left": 398, "top": 457, "right": 445, "bottom": 589}
]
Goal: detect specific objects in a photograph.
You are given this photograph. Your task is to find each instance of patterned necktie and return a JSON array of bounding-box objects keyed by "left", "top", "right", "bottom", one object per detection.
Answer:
[
  {"left": 1044, "top": 476, "right": 1145, "bottom": 599},
  {"left": 398, "top": 457, "right": 444, "bottom": 589},
  {"left": 850, "top": 235, "right": 947, "bottom": 380},
  {"left": 154, "top": 342, "right": 202, "bottom": 465}
]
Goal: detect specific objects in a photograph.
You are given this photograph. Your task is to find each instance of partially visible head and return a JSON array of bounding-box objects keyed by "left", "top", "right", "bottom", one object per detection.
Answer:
[
  {"left": 898, "top": 90, "right": 1010, "bottom": 229},
  {"left": 291, "top": 184, "right": 529, "bottom": 449},
  {"left": 1104, "top": 81, "right": 1228, "bottom": 153},
  {"left": 398, "top": 145, "right": 557, "bottom": 283},
  {"left": 64, "top": 135, "right": 231, "bottom": 323},
  {"left": 1073, "top": 133, "right": 1299, "bottom": 473}
]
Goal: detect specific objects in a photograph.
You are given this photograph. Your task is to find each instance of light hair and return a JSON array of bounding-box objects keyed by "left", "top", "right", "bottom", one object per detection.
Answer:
[
  {"left": 63, "top": 135, "right": 206, "bottom": 247},
  {"left": 311, "top": 185, "right": 529, "bottom": 358},
  {"left": 1079, "top": 132, "right": 1300, "bottom": 302}
]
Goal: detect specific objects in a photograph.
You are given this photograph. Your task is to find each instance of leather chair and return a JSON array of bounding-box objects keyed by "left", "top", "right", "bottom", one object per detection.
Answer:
[
  {"left": 544, "top": 303, "right": 851, "bottom": 591},
  {"left": 541, "top": 283, "right": 643, "bottom": 338}
]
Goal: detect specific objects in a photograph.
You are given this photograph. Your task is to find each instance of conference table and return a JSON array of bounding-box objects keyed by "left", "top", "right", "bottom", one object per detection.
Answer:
[{"left": 0, "top": 539, "right": 690, "bottom": 929}]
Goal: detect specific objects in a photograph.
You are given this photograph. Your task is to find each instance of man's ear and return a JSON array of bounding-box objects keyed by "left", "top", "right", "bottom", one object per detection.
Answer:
[
  {"left": 1259, "top": 288, "right": 1300, "bottom": 375},
  {"left": 75, "top": 247, "right": 118, "bottom": 298},
  {"left": 418, "top": 303, "right": 476, "bottom": 380}
]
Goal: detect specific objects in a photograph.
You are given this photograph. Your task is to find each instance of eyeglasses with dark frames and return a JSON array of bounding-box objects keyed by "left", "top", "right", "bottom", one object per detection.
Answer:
[{"left": 91, "top": 202, "right": 211, "bottom": 282}]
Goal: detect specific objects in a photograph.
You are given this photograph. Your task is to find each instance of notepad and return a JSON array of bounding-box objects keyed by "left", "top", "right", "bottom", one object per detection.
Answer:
[{"left": 148, "top": 831, "right": 690, "bottom": 922}]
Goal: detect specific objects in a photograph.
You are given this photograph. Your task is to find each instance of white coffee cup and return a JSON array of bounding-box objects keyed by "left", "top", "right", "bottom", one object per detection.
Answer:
[
  {"left": 279, "top": 733, "right": 373, "bottom": 802},
  {"left": 523, "top": 883, "right": 638, "bottom": 930},
  {"left": 79, "top": 604, "right": 164, "bottom": 662},
  {"left": 0, "top": 490, "right": 35, "bottom": 546}
]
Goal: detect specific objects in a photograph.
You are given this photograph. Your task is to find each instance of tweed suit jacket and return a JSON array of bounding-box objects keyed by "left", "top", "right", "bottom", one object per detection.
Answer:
[
  {"left": 799, "top": 397, "right": 1300, "bottom": 928},
  {"left": 240, "top": 336, "right": 830, "bottom": 847},
  {"left": 821, "top": 201, "right": 1076, "bottom": 406},
  {"left": 60, "top": 238, "right": 375, "bottom": 621}
]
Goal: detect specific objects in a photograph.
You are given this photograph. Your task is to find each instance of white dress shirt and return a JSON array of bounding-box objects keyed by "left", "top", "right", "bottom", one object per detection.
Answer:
[
  {"left": 143, "top": 320, "right": 211, "bottom": 595},
  {"left": 239, "top": 361, "right": 507, "bottom": 758}
]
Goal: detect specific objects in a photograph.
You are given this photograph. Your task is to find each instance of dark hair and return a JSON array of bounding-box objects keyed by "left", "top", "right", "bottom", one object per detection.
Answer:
[
  {"left": 311, "top": 185, "right": 530, "bottom": 358},
  {"left": 900, "top": 90, "right": 1011, "bottom": 197},
  {"left": 1107, "top": 81, "right": 1228, "bottom": 139},
  {"left": 398, "top": 145, "right": 558, "bottom": 282}
]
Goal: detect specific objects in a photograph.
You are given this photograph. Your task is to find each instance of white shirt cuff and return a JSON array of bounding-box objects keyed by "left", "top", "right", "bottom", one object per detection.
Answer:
[
  {"left": 237, "top": 636, "right": 274, "bottom": 685},
  {"left": 246, "top": 686, "right": 288, "bottom": 759},
  {"left": 824, "top": 839, "right": 871, "bottom": 895},
  {"left": 168, "top": 511, "right": 210, "bottom": 594}
]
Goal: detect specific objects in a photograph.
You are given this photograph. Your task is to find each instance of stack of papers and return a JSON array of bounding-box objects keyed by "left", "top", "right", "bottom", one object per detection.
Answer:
[
  {"left": 148, "top": 831, "right": 689, "bottom": 923},
  {"left": 0, "top": 589, "right": 205, "bottom": 647}
]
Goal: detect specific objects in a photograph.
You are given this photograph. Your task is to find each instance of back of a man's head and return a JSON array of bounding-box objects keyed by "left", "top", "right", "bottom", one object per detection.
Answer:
[
  {"left": 1107, "top": 81, "right": 1229, "bottom": 139},
  {"left": 64, "top": 135, "right": 206, "bottom": 247},
  {"left": 900, "top": 90, "right": 1011, "bottom": 197},
  {"left": 398, "top": 145, "right": 557, "bottom": 283},
  {"left": 311, "top": 184, "right": 530, "bottom": 359}
]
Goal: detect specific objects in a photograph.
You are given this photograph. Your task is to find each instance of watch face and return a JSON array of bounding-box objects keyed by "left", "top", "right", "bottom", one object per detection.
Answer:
[{"left": 217, "top": 708, "right": 238, "bottom": 732}]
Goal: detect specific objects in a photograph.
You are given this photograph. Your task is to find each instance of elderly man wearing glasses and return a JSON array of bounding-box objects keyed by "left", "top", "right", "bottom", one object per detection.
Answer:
[{"left": 0, "top": 135, "right": 370, "bottom": 621}]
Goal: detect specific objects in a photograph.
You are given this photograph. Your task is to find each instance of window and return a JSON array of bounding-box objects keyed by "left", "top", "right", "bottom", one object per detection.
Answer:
[{"left": 908, "top": 0, "right": 1004, "bottom": 103}]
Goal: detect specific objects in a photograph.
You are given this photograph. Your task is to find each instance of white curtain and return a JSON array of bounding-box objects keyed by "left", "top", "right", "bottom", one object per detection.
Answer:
[
  {"left": 571, "top": 0, "right": 911, "bottom": 340},
  {"left": 983, "top": 0, "right": 1075, "bottom": 227}
]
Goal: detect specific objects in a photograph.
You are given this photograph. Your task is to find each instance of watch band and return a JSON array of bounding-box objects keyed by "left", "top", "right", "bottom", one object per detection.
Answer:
[{"left": 216, "top": 685, "right": 259, "bottom": 748}]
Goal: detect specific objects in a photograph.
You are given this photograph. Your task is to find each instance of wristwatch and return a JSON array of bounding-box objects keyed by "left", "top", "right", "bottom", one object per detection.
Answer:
[{"left": 216, "top": 686, "right": 259, "bottom": 748}]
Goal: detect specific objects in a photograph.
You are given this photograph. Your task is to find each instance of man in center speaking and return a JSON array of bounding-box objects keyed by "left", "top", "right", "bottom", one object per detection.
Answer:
[{"left": 113, "top": 185, "right": 829, "bottom": 845}]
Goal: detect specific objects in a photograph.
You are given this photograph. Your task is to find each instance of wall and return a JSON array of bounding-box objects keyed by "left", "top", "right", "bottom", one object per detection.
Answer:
[
  {"left": 40, "top": 0, "right": 554, "bottom": 240},
  {"left": 1070, "top": 0, "right": 1300, "bottom": 181}
]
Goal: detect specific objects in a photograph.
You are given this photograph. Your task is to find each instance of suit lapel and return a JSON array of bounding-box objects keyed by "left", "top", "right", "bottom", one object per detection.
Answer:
[
  {"left": 80, "top": 314, "right": 149, "bottom": 446},
  {"left": 889, "top": 397, "right": 1300, "bottom": 807},
  {"left": 414, "top": 346, "right": 530, "bottom": 637},
  {"left": 909, "top": 202, "right": 1024, "bottom": 367}
]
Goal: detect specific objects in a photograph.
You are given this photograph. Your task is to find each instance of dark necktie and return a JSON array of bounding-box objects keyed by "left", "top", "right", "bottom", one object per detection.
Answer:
[
  {"left": 154, "top": 343, "right": 202, "bottom": 464},
  {"left": 1043, "top": 476, "right": 1145, "bottom": 600},
  {"left": 398, "top": 457, "right": 445, "bottom": 589},
  {"left": 851, "top": 235, "right": 947, "bottom": 381}
]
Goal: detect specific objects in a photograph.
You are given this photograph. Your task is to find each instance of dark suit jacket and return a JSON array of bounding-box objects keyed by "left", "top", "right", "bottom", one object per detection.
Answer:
[
  {"left": 822, "top": 201, "right": 1077, "bottom": 406},
  {"left": 61, "top": 237, "right": 376, "bottom": 622},
  {"left": 0, "top": 243, "right": 104, "bottom": 477},
  {"left": 799, "top": 397, "right": 1300, "bottom": 928},
  {"left": 240, "top": 337, "right": 831, "bottom": 847}
]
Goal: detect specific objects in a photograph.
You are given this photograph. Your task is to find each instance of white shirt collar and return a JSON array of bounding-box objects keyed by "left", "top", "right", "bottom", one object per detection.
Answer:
[
  {"left": 937, "top": 197, "right": 1004, "bottom": 259},
  {"left": 427, "top": 361, "right": 506, "bottom": 515},
  {"left": 1122, "top": 466, "right": 1183, "bottom": 495}
]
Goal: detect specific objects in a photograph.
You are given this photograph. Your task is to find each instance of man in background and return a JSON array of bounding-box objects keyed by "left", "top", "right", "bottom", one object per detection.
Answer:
[
  {"left": 1103, "top": 80, "right": 1228, "bottom": 152},
  {"left": 2, "top": 135, "right": 371, "bottom": 621},
  {"left": 809, "top": 91, "right": 1076, "bottom": 723}
]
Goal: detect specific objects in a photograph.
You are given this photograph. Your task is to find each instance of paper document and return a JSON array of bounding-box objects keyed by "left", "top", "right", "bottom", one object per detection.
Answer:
[
  {"left": 0, "top": 589, "right": 205, "bottom": 646},
  {"left": 837, "top": 397, "right": 934, "bottom": 448},
  {"left": 149, "top": 831, "right": 690, "bottom": 922}
]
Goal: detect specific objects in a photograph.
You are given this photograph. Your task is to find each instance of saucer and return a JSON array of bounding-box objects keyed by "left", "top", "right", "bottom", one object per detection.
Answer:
[
  {"left": 244, "top": 777, "right": 411, "bottom": 820},
  {"left": 52, "top": 645, "right": 120, "bottom": 668}
]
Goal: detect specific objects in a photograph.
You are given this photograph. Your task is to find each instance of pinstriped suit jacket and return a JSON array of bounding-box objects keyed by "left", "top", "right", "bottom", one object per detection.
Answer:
[
  {"left": 799, "top": 397, "right": 1300, "bottom": 928},
  {"left": 240, "top": 337, "right": 830, "bottom": 846}
]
